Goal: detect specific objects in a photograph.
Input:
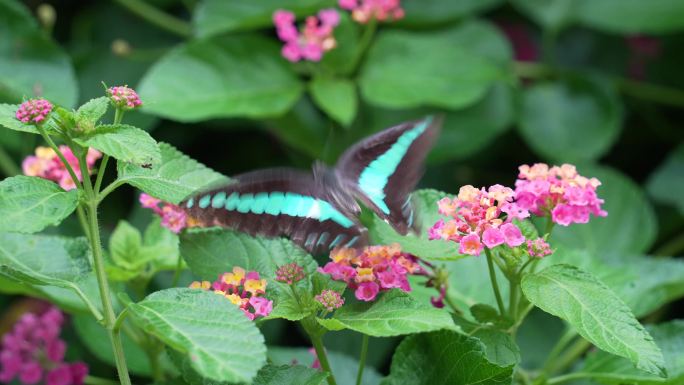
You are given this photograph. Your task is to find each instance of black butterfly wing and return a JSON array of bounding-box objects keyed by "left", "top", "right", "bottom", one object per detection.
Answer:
[
  {"left": 335, "top": 115, "right": 441, "bottom": 235},
  {"left": 180, "top": 168, "right": 368, "bottom": 255}
]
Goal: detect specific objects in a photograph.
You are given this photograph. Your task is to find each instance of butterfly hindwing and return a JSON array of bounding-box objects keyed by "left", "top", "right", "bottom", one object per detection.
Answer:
[
  {"left": 181, "top": 168, "right": 368, "bottom": 255},
  {"left": 335, "top": 115, "right": 441, "bottom": 235}
]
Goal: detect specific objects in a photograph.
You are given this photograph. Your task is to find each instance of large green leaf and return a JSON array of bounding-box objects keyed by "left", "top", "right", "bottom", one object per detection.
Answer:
[
  {"left": 0, "top": 176, "right": 80, "bottom": 233},
  {"left": 647, "top": 143, "right": 684, "bottom": 215},
  {"left": 317, "top": 290, "right": 456, "bottom": 337},
  {"left": 518, "top": 77, "right": 623, "bottom": 163},
  {"left": 383, "top": 330, "right": 513, "bottom": 385},
  {"left": 138, "top": 36, "right": 303, "bottom": 122},
  {"left": 309, "top": 77, "right": 357, "bottom": 126},
  {"left": 552, "top": 165, "right": 657, "bottom": 256},
  {"left": 521, "top": 264, "right": 665, "bottom": 376},
  {"left": 268, "top": 347, "right": 383, "bottom": 385},
  {"left": 193, "top": 0, "right": 334, "bottom": 37},
  {"left": 74, "top": 124, "right": 161, "bottom": 166},
  {"left": 0, "top": 103, "right": 40, "bottom": 134},
  {"left": 128, "top": 288, "right": 267, "bottom": 384},
  {"left": 117, "top": 142, "right": 229, "bottom": 204},
  {"left": 368, "top": 189, "right": 465, "bottom": 261},
  {"left": 359, "top": 21, "right": 508, "bottom": 109},
  {"left": 399, "top": 0, "right": 504, "bottom": 26},
  {"left": 575, "top": 0, "right": 684, "bottom": 34},
  {"left": 0, "top": 0, "right": 77, "bottom": 107},
  {"left": 511, "top": 0, "right": 576, "bottom": 30},
  {"left": 582, "top": 320, "right": 684, "bottom": 385},
  {"left": 252, "top": 365, "right": 328, "bottom": 385}
]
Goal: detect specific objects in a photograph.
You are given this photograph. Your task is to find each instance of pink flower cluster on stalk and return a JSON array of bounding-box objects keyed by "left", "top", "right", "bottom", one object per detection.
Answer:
[
  {"left": 190, "top": 266, "right": 273, "bottom": 320},
  {"left": 319, "top": 244, "right": 425, "bottom": 301},
  {"left": 315, "top": 290, "right": 345, "bottom": 311},
  {"left": 0, "top": 307, "right": 88, "bottom": 385},
  {"left": 273, "top": 9, "right": 340, "bottom": 62},
  {"left": 339, "top": 0, "right": 404, "bottom": 23},
  {"left": 515, "top": 163, "right": 607, "bottom": 226},
  {"left": 15, "top": 99, "right": 53, "bottom": 124},
  {"left": 22, "top": 146, "right": 101, "bottom": 190},
  {"left": 139, "top": 193, "right": 188, "bottom": 233},
  {"left": 275, "top": 263, "right": 306, "bottom": 285},
  {"left": 429, "top": 185, "right": 527, "bottom": 256},
  {"left": 527, "top": 238, "right": 552, "bottom": 258},
  {"left": 107, "top": 86, "right": 142, "bottom": 110}
]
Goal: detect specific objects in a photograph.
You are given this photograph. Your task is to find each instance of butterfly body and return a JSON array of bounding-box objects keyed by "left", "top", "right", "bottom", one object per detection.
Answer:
[{"left": 182, "top": 115, "right": 441, "bottom": 254}]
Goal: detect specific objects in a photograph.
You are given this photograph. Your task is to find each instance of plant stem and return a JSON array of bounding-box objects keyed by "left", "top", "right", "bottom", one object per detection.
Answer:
[
  {"left": 84, "top": 376, "right": 121, "bottom": 385},
  {"left": 36, "top": 127, "right": 82, "bottom": 190},
  {"left": 509, "top": 279, "right": 519, "bottom": 321},
  {"left": 302, "top": 317, "right": 336, "bottom": 385},
  {"left": 76, "top": 206, "right": 91, "bottom": 239},
  {"left": 350, "top": 18, "right": 378, "bottom": 75},
  {"left": 544, "top": 218, "right": 555, "bottom": 237},
  {"left": 653, "top": 231, "right": 684, "bottom": 256},
  {"left": 0, "top": 145, "right": 20, "bottom": 176},
  {"left": 113, "top": 0, "right": 192, "bottom": 37},
  {"left": 444, "top": 293, "right": 463, "bottom": 315},
  {"left": 98, "top": 180, "right": 125, "bottom": 203},
  {"left": 484, "top": 248, "right": 506, "bottom": 316},
  {"left": 546, "top": 372, "right": 594, "bottom": 385},
  {"left": 355, "top": 334, "right": 369, "bottom": 385},
  {"left": 548, "top": 338, "right": 592, "bottom": 375},
  {"left": 94, "top": 155, "right": 109, "bottom": 193},
  {"left": 540, "top": 328, "right": 576, "bottom": 375}
]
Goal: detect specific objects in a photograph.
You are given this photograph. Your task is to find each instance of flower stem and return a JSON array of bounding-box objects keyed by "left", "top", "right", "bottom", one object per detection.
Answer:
[
  {"left": 36, "top": 127, "right": 82, "bottom": 190},
  {"left": 0, "top": 145, "right": 20, "bottom": 176},
  {"left": 113, "top": 0, "right": 192, "bottom": 37},
  {"left": 310, "top": 333, "right": 337, "bottom": 385},
  {"left": 76, "top": 206, "right": 91, "bottom": 239},
  {"left": 484, "top": 248, "right": 506, "bottom": 316},
  {"left": 84, "top": 376, "right": 121, "bottom": 385},
  {"left": 355, "top": 334, "right": 369, "bottom": 385},
  {"left": 444, "top": 293, "right": 463, "bottom": 315},
  {"left": 540, "top": 328, "right": 576, "bottom": 375},
  {"left": 94, "top": 155, "right": 109, "bottom": 193},
  {"left": 508, "top": 279, "right": 519, "bottom": 321},
  {"left": 350, "top": 18, "right": 378, "bottom": 75}
]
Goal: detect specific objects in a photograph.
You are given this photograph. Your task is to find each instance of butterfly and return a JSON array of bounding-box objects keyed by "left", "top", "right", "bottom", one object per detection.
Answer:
[{"left": 181, "top": 115, "right": 441, "bottom": 255}]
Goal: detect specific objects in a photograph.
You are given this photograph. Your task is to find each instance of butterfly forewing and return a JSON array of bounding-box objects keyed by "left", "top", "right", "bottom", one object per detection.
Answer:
[
  {"left": 181, "top": 168, "right": 368, "bottom": 255},
  {"left": 335, "top": 115, "right": 441, "bottom": 235}
]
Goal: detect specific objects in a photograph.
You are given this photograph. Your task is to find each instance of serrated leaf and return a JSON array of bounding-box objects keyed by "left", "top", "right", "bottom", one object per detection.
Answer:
[
  {"left": 317, "top": 290, "right": 456, "bottom": 337},
  {"left": 179, "top": 227, "right": 319, "bottom": 321},
  {"left": 368, "top": 189, "right": 466, "bottom": 261},
  {"left": 76, "top": 97, "right": 108, "bottom": 128},
  {"left": 647, "top": 143, "right": 684, "bottom": 215},
  {"left": 74, "top": 124, "right": 160, "bottom": 166},
  {"left": 309, "top": 77, "right": 357, "bottom": 126},
  {"left": 454, "top": 316, "right": 521, "bottom": 367},
  {"left": 252, "top": 365, "right": 328, "bottom": 385},
  {"left": 138, "top": 36, "right": 303, "bottom": 122},
  {"left": 118, "top": 142, "right": 229, "bottom": 204},
  {"left": 383, "top": 330, "right": 513, "bottom": 385},
  {"left": 582, "top": 320, "right": 684, "bottom": 385},
  {"left": 128, "top": 288, "right": 266, "bottom": 383},
  {"left": 521, "top": 264, "right": 665, "bottom": 376},
  {"left": 0, "top": 176, "right": 80, "bottom": 233}
]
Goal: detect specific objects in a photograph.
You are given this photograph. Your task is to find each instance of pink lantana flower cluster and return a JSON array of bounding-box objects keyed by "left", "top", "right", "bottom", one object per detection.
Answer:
[
  {"left": 275, "top": 263, "right": 306, "bottom": 285},
  {"left": 429, "top": 185, "right": 527, "bottom": 256},
  {"left": 527, "top": 238, "right": 552, "bottom": 258},
  {"left": 319, "top": 244, "right": 425, "bottom": 301},
  {"left": 315, "top": 289, "right": 345, "bottom": 312},
  {"left": 0, "top": 307, "right": 88, "bottom": 385},
  {"left": 15, "top": 99, "right": 53, "bottom": 124},
  {"left": 107, "top": 86, "right": 142, "bottom": 110},
  {"left": 515, "top": 163, "right": 607, "bottom": 226},
  {"left": 339, "top": 0, "right": 404, "bottom": 23},
  {"left": 22, "top": 146, "right": 101, "bottom": 190},
  {"left": 273, "top": 9, "right": 340, "bottom": 62},
  {"left": 139, "top": 193, "right": 188, "bottom": 233},
  {"left": 190, "top": 266, "right": 273, "bottom": 320}
]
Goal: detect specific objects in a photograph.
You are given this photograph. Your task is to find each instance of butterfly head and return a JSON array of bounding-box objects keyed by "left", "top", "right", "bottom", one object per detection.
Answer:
[{"left": 313, "top": 161, "right": 362, "bottom": 219}]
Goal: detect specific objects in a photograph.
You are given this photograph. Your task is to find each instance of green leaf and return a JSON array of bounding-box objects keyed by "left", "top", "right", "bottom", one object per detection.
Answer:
[
  {"left": 268, "top": 347, "right": 383, "bottom": 385},
  {"left": 518, "top": 77, "right": 623, "bottom": 163},
  {"left": 647, "top": 143, "right": 684, "bottom": 215},
  {"left": 454, "top": 316, "right": 521, "bottom": 367},
  {"left": 193, "top": 0, "right": 334, "bottom": 37},
  {"left": 317, "top": 290, "right": 457, "bottom": 337},
  {"left": 318, "top": 13, "right": 360, "bottom": 76},
  {"left": 575, "top": 0, "right": 684, "bottom": 34},
  {"left": 179, "top": 227, "right": 318, "bottom": 321},
  {"left": 514, "top": 219, "right": 540, "bottom": 241},
  {"left": 138, "top": 36, "right": 303, "bottom": 122},
  {"left": 521, "top": 264, "right": 666, "bottom": 376},
  {"left": 74, "top": 124, "right": 160, "bottom": 166},
  {"left": 360, "top": 21, "right": 508, "bottom": 109},
  {"left": 399, "top": 0, "right": 504, "bottom": 26},
  {"left": 368, "top": 189, "right": 465, "bottom": 261},
  {"left": 309, "top": 77, "right": 357, "bottom": 126},
  {"left": 552, "top": 165, "right": 657, "bottom": 255},
  {"left": 252, "top": 365, "right": 328, "bottom": 385},
  {"left": 143, "top": 217, "right": 181, "bottom": 271},
  {"left": 0, "top": 104, "right": 40, "bottom": 134},
  {"left": 128, "top": 288, "right": 267, "bottom": 383},
  {"left": 73, "top": 314, "right": 158, "bottom": 376},
  {"left": 582, "top": 320, "right": 684, "bottom": 385},
  {"left": 0, "top": 176, "right": 80, "bottom": 233},
  {"left": 511, "top": 0, "right": 576, "bottom": 30},
  {"left": 118, "top": 142, "right": 229, "bottom": 204},
  {"left": 0, "top": 0, "right": 77, "bottom": 107},
  {"left": 383, "top": 330, "right": 513, "bottom": 385},
  {"left": 76, "top": 97, "right": 108, "bottom": 129}
]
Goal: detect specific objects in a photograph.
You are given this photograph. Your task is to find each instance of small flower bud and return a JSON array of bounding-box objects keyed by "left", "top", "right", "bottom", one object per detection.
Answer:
[
  {"left": 107, "top": 86, "right": 142, "bottom": 110},
  {"left": 275, "top": 263, "right": 306, "bottom": 284},
  {"left": 16, "top": 99, "right": 53, "bottom": 124},
  {"left": 315, "top": 289, "right": 344, "bottom": 311},
  {"left": 527, "top": 238, "right": 553, "bottom": 258}
]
